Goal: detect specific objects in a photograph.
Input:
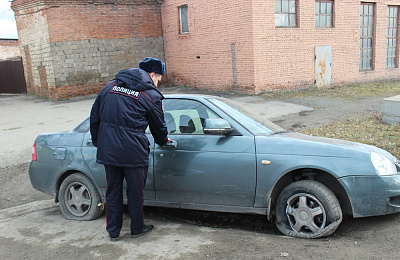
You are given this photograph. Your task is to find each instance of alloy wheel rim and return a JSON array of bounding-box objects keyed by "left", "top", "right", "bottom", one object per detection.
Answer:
[
  {"left": 285, "top": 193, "right": 326, "bottom": 234},
  {"left": 65, "top": 181, "right": 92, "bottom": 217}
]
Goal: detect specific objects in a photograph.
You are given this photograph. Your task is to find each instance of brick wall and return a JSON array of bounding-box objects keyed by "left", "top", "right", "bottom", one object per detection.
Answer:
[
  {"left": 12, "top": 0, "right": 400, "bottom": 97},
  {"left": 45, "top": 1, "right": 163, "bottom": 42},
  {"left": 252, "top": 0, "right": 400, "bottom": 92},
  {"left": 162, "top": 0, "right": 256, "bottom": 92},
  {"left": 13, "top": 3, "right": 51, "bottom": 95},
  {"left": 163, "top": 0, "right": 400, "bottom": 93},
  {"left": 50, "top": 36, "right": 164, "bottom": 88},
  {"left": 12, "top": 0, "right": 165, "bottom": 99},
  {"left": 0, "top": 39, "right": 20, "bottom": 60}
]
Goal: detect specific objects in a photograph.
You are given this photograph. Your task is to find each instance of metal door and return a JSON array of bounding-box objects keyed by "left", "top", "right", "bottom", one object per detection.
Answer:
[
  {"left": 315, "top": 46, "right": 332, "bottom": 88},
  {"left": 0, "top": 58, "right": 27, "bottom": 93}
]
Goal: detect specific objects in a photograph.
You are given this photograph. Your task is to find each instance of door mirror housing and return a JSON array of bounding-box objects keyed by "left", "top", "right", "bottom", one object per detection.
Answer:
[{"left": 203, "top": 118, "right": 234, "bottom": 135}]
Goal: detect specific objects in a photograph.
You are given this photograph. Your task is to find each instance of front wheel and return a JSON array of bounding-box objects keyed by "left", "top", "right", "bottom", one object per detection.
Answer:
[
  {"left": 275, "top": 180, "right": 342, "bottom": 238},
  {"left": 59, "top": 173, "right": 103, "bottom": 221}
]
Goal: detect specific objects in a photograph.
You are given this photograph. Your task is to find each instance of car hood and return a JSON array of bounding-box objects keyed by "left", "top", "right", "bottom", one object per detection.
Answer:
[{"left": 257, "top": 132, "right": 395, "bottom": 160}]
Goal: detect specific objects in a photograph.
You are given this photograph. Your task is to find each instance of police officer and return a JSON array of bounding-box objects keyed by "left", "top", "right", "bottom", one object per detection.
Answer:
[{"left": 90, "top": 57, "right": 169, "bottom": 241}]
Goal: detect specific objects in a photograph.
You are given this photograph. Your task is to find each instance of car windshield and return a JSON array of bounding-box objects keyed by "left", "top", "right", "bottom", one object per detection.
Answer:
[{"left": 208, "top": 98, "right": 285, "bottom": 135}]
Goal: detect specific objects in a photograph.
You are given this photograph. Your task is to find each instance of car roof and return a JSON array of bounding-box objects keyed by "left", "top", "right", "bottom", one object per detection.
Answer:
[{"left": 163, "top": 93, "right": 225, "bottom": 100}]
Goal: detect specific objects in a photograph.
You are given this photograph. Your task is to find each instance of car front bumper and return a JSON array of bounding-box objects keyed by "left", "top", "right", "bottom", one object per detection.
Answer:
[{"left": 339, "top": 174, "right": 400, "bottom": 218}]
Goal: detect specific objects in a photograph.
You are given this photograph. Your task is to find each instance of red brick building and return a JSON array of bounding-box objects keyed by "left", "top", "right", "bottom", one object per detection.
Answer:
[
  {"left": 163, "top": 0, "right": 400, "bottom": 93},
  {"left": 12, "top": 0, "right": 164, "bottom": 99},
  {"left": 12, "top": 0, "right": 400, "bottom": 99}
]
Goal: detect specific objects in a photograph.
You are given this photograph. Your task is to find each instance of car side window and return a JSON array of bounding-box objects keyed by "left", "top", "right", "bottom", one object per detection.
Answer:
[
  {"left": 164, "top": 99, "right": 219, "bottom": 135},
  {"left": 74, "top": 118, "right": 90, "bottom": 133}
]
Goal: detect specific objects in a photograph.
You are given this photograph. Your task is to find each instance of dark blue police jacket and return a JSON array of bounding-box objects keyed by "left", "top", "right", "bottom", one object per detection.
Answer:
[{"left": 90, "top": 68, "right": 168, "bottom": 168}]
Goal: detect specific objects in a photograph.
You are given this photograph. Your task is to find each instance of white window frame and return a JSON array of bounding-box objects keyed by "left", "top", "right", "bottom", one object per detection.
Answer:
[
  {"left": 179, "top": 5, "right": 188, "bottom": 34},
  {"left": 315, "top": 0, "right": 333, "bottom": 28},
  {"left": 275, "top": 0, "right": 297, "bottom": 27},
  {"left": 386, "top": 6, "right": 399, "bottom": 68},
  {"left": 360, "top": 3, "right": 375, "bottom": 71}
]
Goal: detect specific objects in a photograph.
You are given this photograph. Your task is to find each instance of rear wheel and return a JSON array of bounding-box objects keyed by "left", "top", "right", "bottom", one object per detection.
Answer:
[
  {"left": 59, "top": 173, "right": 103, "bottom": 220},
  {"left": 275, "top": 180, "right": 342, "bottom": 238}
]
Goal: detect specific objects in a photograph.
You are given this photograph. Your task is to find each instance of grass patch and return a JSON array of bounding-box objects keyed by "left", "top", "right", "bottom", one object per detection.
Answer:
[
  {"left": 300, "top": 112, "right": 400, "bottom": 158},
  {"left": 262, "top": 80, "right": 400, "bottom": 100}
]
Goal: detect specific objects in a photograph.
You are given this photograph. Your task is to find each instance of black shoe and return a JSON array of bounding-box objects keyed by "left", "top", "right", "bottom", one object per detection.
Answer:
[
  {"left": 109, "top": 234, "right": 119, "bottom": 242},
  {"left": 130, "top": 225, "right": 154, "bottom": 238}
]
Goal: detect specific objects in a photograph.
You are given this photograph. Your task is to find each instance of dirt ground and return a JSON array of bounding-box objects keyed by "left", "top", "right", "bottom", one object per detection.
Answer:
[{"left": 1, "top": 88, "right": 399, "bottom": 260}]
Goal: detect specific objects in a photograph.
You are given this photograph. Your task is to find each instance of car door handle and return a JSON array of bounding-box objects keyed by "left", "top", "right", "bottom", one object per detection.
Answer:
[
  {"left": 162, "top": 140, "right": 177, "bottom": 148},
  {"left": 87, "top": 139, "right": 93, "bottom": 146}
]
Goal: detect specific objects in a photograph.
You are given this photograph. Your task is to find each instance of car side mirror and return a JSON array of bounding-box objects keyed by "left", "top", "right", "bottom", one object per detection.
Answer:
[{"left": 203, "top": 118, "right": 234, "bottom": 135}]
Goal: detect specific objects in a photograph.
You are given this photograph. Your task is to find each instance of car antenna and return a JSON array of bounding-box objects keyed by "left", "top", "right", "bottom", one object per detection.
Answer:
[{"left": 189, "top": 74, "right": 222, "bottom": 97}]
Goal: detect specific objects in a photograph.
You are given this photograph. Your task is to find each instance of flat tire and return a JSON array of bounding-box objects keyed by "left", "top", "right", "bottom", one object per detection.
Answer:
[
  {"left": 59, "top": 173, "right": 103, "bottom": 221},
  {"left": 275, "top": 180, "right": 342, "bottom": 238}
]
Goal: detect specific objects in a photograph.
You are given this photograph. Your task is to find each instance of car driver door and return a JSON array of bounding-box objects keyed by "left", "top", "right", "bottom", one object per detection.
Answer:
[{"left": 154, "top": 98, "right": 257, "bottom": 207}]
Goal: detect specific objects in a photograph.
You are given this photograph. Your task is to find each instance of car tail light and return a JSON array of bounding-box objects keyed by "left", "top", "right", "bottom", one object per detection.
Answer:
[{"left": 32, "top": 142, "right": 37, "bottom": 161}]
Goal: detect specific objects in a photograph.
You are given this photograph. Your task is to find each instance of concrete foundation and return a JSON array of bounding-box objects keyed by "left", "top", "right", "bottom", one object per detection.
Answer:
[{"left": 382, "top": 95, "right": 400, "bottom": 125}]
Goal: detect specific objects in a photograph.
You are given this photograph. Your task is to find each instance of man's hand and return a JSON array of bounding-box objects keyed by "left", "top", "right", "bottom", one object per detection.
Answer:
[{"left": 163, "top": 138, "right": 177, "bottom": 148}]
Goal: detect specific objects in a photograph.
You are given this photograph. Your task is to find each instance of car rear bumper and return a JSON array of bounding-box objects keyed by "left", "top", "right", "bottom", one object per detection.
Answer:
[
  {"left": 29, "top": 161, "right": 61, "bottom": 197},
  {"left": 339, "top": 175, "right": 400, "bottom": 218}
]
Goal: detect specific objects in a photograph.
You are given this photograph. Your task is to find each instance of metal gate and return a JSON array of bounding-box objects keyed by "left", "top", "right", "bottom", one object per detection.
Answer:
[
  {"left": 315, "top": 46, "right": 332, "bottom": 88},
  {"left": 0, "top": 58, "right": 27, "bottom": 94}
]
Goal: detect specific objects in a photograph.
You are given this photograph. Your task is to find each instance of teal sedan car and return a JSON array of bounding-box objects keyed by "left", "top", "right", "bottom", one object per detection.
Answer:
[{"left": 29, "top": 94, "right": 400, "bottom": 238}]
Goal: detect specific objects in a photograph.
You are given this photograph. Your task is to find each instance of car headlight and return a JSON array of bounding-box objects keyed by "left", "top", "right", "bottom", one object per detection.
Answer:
[{"left": 370, "top": 152, "right": 398, "bottom": 176}]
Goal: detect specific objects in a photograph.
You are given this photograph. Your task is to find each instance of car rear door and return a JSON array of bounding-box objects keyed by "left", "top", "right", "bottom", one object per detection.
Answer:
[{"left": 81, "top": 120, "right": 156, "bottom": 200}]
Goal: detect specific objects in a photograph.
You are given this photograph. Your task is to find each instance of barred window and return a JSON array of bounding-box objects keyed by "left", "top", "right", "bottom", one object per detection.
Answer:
[
  {"left": 315, "top": 1, "right": 333, "bottom": 28},
  {"left": 386, "top": 6, "right": 399, "bottom": 68},
  {"left": 275, "top": 0, "right": 297, "bottom": 27},
  {"left": 360, "top": 3, "right": 374, "bottom": 71}
]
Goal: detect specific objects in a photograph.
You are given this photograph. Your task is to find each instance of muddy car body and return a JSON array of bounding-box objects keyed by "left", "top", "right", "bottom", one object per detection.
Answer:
[{"left": 29, "top": 94, "right": 400, "bottom": 238}]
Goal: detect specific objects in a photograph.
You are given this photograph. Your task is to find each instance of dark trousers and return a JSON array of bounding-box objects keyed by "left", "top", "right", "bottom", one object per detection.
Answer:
[{"left": 104, "top": 165, "right": 148, "bottom": 237}]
